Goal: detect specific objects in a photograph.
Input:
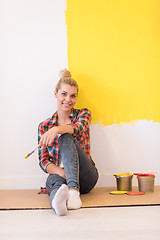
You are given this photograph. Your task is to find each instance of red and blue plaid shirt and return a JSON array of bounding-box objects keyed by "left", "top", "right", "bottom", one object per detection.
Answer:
[{"left": 38, "top": 108, "right": 95, "bottom": 173}]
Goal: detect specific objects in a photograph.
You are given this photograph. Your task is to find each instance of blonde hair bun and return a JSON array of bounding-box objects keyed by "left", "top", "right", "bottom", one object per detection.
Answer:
[
  {"left": 55, "top": 68, "right": 79, "bottom": 93},
  {"left": 59, "top": 69, "right": 71, "bottom": 79}
]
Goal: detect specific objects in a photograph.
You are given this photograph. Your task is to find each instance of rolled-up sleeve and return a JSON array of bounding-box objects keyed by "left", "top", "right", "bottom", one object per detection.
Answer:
[
  {"left": 38, "top": 123, "right": 52, "bottom": 173},
  {"left": 71, "top": 108, "right": 91, "bottom": 138}
]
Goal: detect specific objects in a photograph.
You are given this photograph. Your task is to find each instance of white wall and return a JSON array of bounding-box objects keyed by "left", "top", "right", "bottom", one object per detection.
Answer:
[
  {"left": 0, "top": 0, "right": 68, "bottom": 189},
  {"left": 91, "top": 121, "right": 160, "bottom": 188},
  {"left": 0, "top": 0, "right": 160, "bottom": 190}
]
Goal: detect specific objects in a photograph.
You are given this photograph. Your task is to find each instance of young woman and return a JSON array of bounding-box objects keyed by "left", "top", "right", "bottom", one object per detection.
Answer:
[{"left": 38, "top": 69, "right": 99, "bottom": 216}]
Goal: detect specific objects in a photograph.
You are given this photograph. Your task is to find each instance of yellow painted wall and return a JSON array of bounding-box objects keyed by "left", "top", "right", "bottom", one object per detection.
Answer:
[{"left": 66, "top": 0, "right": 160, "bottom": 125}]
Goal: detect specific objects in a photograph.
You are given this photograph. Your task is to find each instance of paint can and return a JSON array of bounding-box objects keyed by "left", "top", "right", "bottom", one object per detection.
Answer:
[
  {"left": 114, "top": 173, "right": 133, "bottom": 191},
  {"left": 137, "top": 175, "right": 155, "bottom": 192}
]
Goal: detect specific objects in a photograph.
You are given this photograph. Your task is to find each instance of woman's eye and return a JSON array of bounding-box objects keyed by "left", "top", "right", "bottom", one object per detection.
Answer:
[
  {"left": 71, "top": 94, "right": 76, "bottom": 98},
  {"left": 62, "top": 92, "right": 66, "bottom": 96}
]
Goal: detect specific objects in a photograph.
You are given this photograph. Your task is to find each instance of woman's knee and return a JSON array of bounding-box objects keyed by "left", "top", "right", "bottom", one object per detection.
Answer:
[{"left": 58, "top": 133, "right": 73, "bottom": 145}]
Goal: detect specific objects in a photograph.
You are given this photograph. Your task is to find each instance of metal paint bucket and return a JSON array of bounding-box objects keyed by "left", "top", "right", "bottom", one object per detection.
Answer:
[
  {"left": 138, "top": 175, "right": 155, "bottom": 192},
  {"left": 114, "top": 173, "right": 133, "bottom": 191}
]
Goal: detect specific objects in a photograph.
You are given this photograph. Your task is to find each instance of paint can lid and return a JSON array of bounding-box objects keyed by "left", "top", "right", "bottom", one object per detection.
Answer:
[
  {"left": 113, "top": 173, "right": 133, "bottom": 177},
  {"left": 127, "top": 191, "right": 145, "bottom": 195},
  {"left": 109, "top": 191, "right": 128, "bottom": 195},
  {"left": 134, "top": 173, "right": 155, "bottom": 178}
]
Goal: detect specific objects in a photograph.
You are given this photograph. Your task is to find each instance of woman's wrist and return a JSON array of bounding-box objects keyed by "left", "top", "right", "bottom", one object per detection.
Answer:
[{"left": 56, "top": 125, "right": 74, "bottom": 135}]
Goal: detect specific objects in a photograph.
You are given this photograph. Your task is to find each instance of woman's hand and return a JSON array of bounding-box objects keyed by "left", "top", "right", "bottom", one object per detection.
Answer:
[
  {"left": 46, "top": 163, "right": 66, "bottom": 180},
  {"left": 39, "top": 125, "right": 73, "bottom": 147},
  {"left": 39, "top": 127, "right": 58, "bottom": 147},
  {"left": 57, "top": 168, "right": 66, "bottom": 180}
]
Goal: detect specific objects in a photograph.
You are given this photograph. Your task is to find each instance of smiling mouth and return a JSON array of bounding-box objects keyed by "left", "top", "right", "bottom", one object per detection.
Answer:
[{"left": 62, "top": 103, "right": 72, "bottom": 107}]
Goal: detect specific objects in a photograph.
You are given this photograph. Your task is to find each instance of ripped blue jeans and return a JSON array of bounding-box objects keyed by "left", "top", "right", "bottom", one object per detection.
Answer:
[{"left": 46, "top": 133, "right": 99, "bottom": 202}]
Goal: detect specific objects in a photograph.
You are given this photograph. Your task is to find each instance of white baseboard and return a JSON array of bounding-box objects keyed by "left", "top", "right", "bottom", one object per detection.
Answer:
[
  {"left": 0, "top": 173, "right": 159, "bottom": 190},
  {"left": 0, "top": 176, "right": 48, "bottom": 190},
  {"left": 96, "top": 173, "right": 160, "bottom": 188}
]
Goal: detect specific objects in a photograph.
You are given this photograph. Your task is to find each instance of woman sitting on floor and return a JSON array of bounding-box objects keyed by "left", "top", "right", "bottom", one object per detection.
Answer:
[{"left": 38, "top": 69, "right": 99, "bottom": 216}]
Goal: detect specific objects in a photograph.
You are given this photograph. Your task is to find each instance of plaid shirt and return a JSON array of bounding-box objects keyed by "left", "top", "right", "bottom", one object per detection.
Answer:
[{"left": 38, "top": 108, "right": 95, "bottom": 173}]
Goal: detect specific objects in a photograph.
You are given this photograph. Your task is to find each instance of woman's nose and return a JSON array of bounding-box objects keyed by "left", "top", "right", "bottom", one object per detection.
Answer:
[
  {"left": 66, "top": 95, "right": 71, "bottom": 102},
  {"left": 66, "top": 94, "right": 71, "bottom": 102}
]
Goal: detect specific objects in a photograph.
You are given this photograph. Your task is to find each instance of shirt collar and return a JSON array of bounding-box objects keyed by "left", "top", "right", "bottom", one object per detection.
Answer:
[
  {"left": 69, "top": 108, "right": 75, "bottom": 119},
  {"left": 50, "top": 111, "right": 58, "bottom": 126},
  {"left": 50, "top": 108, "right": 76, "bottom": 125}
]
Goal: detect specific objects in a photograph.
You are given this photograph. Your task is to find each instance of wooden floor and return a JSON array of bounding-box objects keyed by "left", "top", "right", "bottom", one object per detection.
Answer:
[{"left": 0, "top": 186, "right": 160, "bottom": 210}]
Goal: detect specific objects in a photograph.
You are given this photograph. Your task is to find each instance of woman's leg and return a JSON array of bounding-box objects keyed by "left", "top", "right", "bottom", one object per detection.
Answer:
[
  {"left": 74, "top": 139, "right": 99, "bottom": 194},
  {"left": 58, "top": 133, "right": 99, "bottom": 209},
  {"left": 58, "top": 133, "right": 80, "bottom": 191},
  {"left": 59, "top": 133, "right": 99, "bottom": 193},
  {"left": 46, "top": 174, "right": 69, "bottom": 216},
  {"left": 46, "top": 133, "right": 99, "bottom": 213},
  {"left": 46, "top": 174, "right": 66, "bottom": 198}
]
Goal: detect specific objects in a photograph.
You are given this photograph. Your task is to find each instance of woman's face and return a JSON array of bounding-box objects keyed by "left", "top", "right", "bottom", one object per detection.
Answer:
[{"left": 55, "top": 83, "right": 78, "bottom": 113}]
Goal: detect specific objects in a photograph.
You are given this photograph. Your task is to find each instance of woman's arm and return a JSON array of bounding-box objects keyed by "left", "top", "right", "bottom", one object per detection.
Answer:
[
  {"left": 38, "top": 123, "right": 53, "bottom": 173},
  {"left": 39, "top": 109, "right": 91, "bottom": 147},
  {"left": 71, "top": 108, "right": 91, "bottom": 137},
  {"left": 39, "top": 125, "right": 74, "bottom": 147}
]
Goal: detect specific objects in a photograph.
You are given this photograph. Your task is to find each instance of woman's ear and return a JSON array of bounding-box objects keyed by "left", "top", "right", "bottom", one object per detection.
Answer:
[{"left": 54, "top": 90, "right": 57, "bottom": 98}]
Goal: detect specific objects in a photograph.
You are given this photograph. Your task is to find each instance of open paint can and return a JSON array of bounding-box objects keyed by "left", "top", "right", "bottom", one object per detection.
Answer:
[
  {"left": 134, "top": 173, "right": 155, "bottom": 192},
  {"left": 114, "top": 173, "right": 133, "bottom": 191}
]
